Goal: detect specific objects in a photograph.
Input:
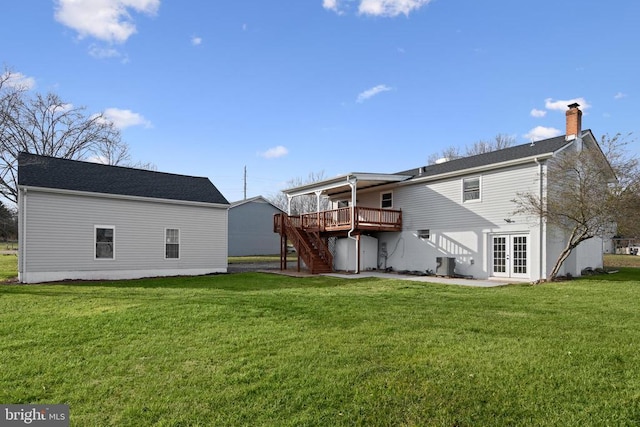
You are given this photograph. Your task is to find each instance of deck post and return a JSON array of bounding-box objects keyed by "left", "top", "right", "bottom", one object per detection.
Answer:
[{"left": 356, "top": 234, "right": 361, "bottom": 274}]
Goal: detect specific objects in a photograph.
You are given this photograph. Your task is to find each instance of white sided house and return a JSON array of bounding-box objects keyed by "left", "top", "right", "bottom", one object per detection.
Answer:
[
  {"left": 18, "top": 153, "right": 229, "bottom": 283},
  {"left": 274, "top": 104, "right": 607, "bottom": 281}
]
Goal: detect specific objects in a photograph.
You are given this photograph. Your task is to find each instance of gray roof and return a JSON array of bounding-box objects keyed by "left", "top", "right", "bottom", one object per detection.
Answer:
[
  {"left": 229, "top": 195, "right": 284, "bottom": 211},
  {"left": 396, "top": 133, "right": 580, "bottom": 178},
  {"left": 18, "top": 152, "right": 229, "bottom": 205}
]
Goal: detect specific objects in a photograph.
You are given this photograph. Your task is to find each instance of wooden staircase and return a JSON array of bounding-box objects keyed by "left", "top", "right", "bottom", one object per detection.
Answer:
[{"left": 275, "top": 214, "right": 333, "bottom": 274}]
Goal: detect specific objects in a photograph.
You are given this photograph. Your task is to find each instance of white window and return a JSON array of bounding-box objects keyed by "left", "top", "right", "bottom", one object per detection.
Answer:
[
  {"left": 165, "top": 228, "right": 180, "bottom": 259},
  {"left": 95, "top": 226, "right": 115, "bottom": 259},
  {"left": 463, "top": 177, "right": 481, "bottom": 202},
  {"left": 381, "top": 192, "right": 393, "bottom": 209}
]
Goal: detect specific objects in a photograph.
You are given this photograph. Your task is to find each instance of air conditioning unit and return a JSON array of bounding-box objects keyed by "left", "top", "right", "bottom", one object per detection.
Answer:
[{"left": 436, "top": 257, "right": 456, "bottom": 276}]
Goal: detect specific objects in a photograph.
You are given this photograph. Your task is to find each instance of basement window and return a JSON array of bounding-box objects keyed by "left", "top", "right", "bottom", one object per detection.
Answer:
[{"left": 417, "top": 229, "right": 430, "bottom": 239}]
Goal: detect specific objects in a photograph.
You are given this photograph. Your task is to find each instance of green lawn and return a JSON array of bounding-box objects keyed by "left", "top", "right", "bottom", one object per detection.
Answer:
[
  {"left": 604, "top": 253, "right": 640, "bottom": 268},
  {"left": 1, "top": 262, "right": 640, "bottom": 426}
]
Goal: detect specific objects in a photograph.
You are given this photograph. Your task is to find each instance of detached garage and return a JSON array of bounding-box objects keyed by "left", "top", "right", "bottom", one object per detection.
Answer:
[{"left": 18, "top": 152, "right": 229, "bottom": 283}]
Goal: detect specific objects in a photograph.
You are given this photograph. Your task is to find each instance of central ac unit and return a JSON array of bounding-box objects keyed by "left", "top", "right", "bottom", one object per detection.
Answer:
[{"left": 436, "top": 257, "right": 456, "bottom": 276}]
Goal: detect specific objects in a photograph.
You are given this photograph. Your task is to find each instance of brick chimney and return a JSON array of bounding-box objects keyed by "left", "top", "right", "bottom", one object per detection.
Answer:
[{"left": 565, "top": 103, "right": 582, "bottom": 140}]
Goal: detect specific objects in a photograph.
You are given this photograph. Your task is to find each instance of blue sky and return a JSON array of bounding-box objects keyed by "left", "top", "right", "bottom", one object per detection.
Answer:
[{"left": 2, "top": 0, "right": 639, "bottom": 202}]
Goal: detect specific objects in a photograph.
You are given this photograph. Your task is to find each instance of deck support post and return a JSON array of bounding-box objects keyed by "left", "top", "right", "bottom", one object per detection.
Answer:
[{"left": 346, "top": 175, "right": 360, "bottom": 273}]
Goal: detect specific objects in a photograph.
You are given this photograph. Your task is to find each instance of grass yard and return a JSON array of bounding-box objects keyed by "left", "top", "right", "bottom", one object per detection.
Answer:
[
  {"left": 1, "top": 257, "right": 640, "bottom": 425},
  {"left": 604, "top": 253, "right": 640, "bottom": 268}
]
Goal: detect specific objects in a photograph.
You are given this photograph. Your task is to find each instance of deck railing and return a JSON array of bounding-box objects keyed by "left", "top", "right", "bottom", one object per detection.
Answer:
[{"left": 275, "top": 207, "right": 402, "bottom": 233}]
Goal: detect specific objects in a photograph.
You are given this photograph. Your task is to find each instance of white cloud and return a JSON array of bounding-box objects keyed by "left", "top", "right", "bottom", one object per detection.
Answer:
[
  {"left": 323, "top": 0, "right": 431, "bottom": 16},
  {"left": 359, "top": 0, "right": 432, "bottom": 16},
  {"left": 1, "top": 72, "right": 36, "bottom": 90},
  {"left": 524, "top": 126, "right": 561, "bottom": 141},
  {"left": 614, "top": 92, "right": 627, "bottom": 100},
  {"left": 356, "top": 84, "right": 392, "bottom": 103},
  {"left": 544, "top": 97, "right": 591, "bottom": 111},
  {"left": 323, "top": 0, "right": 340, "bottom": 12},
  {"left": 191, "top": 36, "right": 202, "bottom": 46},
  {"left": 54, "top": 0, "right": 160, "bottom": 44},
  {"left": 88, "top": 44, "right": 125, "bottom": 60},
  {"left": 530, "top": 108, "right": 546, "bottom": 118},
  {"left": 260, "top": 145, "right": 289, "bottom": 159},
  {"left": 102, "top": 108, "right": 151, "bottom": 129}
]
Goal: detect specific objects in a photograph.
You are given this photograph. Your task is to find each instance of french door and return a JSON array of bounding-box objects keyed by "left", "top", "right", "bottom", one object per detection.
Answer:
[{"left": 491, "top": 234, "right": 529, "bottom": 279}]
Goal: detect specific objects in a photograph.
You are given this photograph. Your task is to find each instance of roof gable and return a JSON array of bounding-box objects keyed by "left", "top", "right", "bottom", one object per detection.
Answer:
[
  {"left": 229, "top": 196, "right": 284, "bottom": 212},
  {"left": 18, "top": 152, "right": 229, "bottom": 205}
]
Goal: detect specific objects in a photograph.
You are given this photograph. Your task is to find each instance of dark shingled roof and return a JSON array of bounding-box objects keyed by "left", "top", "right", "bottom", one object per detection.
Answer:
[
  {"left": 396, "top": 133, "right": 579, "bottom": 179},
  {"left": 18, "top": 152, "right": 229, "bottom": 205}
]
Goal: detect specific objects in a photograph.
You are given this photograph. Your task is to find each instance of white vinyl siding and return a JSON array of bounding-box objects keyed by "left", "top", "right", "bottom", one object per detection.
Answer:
[
  {"left": 350, "top": 163, "right": 544, "bottom": 280},
  {"left": 20, "top": 190, "right": 227, "bottom": 280},
  {"left": 393, "top": 164, "right": 541, "bottom": 230}
]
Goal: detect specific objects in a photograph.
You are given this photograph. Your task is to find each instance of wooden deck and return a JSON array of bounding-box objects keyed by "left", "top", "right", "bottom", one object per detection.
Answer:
[{"left": 274, "top": 206, "right": 402, "bottom": 234}]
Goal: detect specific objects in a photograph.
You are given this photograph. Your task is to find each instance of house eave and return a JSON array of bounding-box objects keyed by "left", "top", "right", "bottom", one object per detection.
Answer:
[
  {"left": 282, "top": 172, "right": 412, "bottom": 198},
  {"left": 19, "top": 185, "right": 230, "bottom": 209},
  {"left": 406, "top": 152, "right": 558, "bottom": 184}
]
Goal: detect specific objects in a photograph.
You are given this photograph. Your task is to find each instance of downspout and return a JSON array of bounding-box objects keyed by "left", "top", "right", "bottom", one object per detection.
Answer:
[
  {"left": 20, "top": 187, "right": 27, "bottom": 283},
  {"left": 535, "top": 158, "right": 545, "bottom": 281},
  {"left": 347, "top": 175, "right": 359, "bottom": 273}
]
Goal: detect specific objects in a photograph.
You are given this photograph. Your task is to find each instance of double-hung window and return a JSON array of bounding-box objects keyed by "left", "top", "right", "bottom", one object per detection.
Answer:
[
  {"left": 381, "top": 192, "right": 393, "bottom": 209},
  {"left": 165, "top": 228, "right": 180, "bottom": 259},
  {"left": 463, "top": 177, "right": 481, "bottom": 202},
  {"left": 95, "top": 226, "right": 115, "bottom": 259}
]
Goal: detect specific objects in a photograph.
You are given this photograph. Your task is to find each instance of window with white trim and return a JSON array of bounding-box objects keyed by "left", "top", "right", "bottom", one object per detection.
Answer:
[
  {"left": 381, "top": 192, "right": 393, "bottom": 209},
  {"left": 95, "top": 226, "right": 115, "bottom": 259},
  {"left": 165, "top": 228, "right": 180, "bottom": 259},
  {"left": 463, "top": 177, "right": 481, "bottom": 202}
]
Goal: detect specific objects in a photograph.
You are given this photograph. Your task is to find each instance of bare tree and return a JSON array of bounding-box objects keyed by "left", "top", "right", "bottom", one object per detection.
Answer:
[
  {"left": 427, "top": 134, "right": 514, "bottom": 165},
  {"left": 269, "top": 171, "right": 331, "bottom": 215},
  {"left": 0, "top": 69, "right": 135, "bottom": 203},
  {"left": 427, "top": 145, "right": 462, "bottom": 165},
  {"left": 600, "top": 133, "right": 640, "bottom": 238},
  {"left": 513, "top": 133, "right": 638, "bottom": 280},
  {"left": 466, "top": 133, "right": 515, "bottom": 156}
]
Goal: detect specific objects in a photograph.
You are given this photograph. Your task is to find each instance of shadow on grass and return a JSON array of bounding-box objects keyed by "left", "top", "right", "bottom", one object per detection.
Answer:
[
  {"left": 577, "top": 267, "right": 640, "bottom": 282},
  {"left": 33, "top": 272, "right": 356, "bottom": 292}
]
